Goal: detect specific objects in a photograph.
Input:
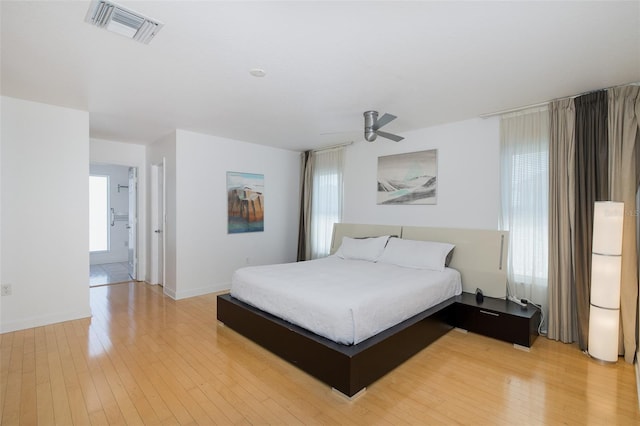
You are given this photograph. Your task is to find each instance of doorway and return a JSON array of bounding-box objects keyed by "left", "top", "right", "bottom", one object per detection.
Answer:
[
  {"left": 89, "top": 163, "right": 138, "bottom": 286},
  {"left": 149, "top": 160, "right": 165, "bottom": 286}
]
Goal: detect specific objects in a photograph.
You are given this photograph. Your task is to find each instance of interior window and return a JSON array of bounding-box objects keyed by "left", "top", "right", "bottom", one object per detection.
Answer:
[{"left": 89, "top": 175, "right": 109, "bottom": 252}]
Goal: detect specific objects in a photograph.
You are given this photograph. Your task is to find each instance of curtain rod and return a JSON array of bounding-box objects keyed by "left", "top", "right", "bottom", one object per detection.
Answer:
[
  {"left": 479, "top": 81, "right": 640, "bottom": 118},
  {"left": 312, "top": 141, "right": 354, "bottom": 153}
]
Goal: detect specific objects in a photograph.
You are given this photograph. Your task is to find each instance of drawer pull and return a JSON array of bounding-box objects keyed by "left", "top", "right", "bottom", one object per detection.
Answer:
[{"left": 479, "top": 310, "right": 500, "bottom": 317}]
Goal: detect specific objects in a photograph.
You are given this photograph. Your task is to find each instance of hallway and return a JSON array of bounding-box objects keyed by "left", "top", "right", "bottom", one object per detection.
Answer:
[{"left": 89, "top": 262, "right": 132, "bottom": 286}]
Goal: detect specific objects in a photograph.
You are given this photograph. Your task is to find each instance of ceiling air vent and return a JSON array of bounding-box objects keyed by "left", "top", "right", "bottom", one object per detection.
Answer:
[{"left": 85, "top": 0, "right": 163, "bottom": 44}]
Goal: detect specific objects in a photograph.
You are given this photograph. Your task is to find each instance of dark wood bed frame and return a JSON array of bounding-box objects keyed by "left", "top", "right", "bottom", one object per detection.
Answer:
[
  {"left": 216, "top": 224, "right": 508, "bottom": 397},
  {"left": 217, "top": 293, "right": 456, "bottom": 397}
]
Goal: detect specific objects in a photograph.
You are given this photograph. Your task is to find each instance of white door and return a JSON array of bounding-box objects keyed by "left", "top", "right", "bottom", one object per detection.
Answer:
[
  {"left": 150, "top": 162, "right": 165, "bottom": 286},
  {"left": 127, "top": 167, "right": 138, "bottom": 280}
]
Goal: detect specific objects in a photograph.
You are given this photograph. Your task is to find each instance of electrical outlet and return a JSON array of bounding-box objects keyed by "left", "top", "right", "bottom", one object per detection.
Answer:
[{"left": 1, "top": 284, "right": 12, "bottom": 296}]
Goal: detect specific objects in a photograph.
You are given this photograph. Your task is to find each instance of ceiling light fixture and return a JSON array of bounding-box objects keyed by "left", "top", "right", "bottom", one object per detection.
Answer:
[
  {"left": 85, "top": 0, "right": 164, "bottom": 44},
  {"left": 249, "top": 68, "right": 266, "bottom": 77}
]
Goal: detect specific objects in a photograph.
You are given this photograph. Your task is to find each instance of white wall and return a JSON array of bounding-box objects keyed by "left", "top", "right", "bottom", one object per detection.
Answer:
[
  {"left": 0, "top": 96, "right": 3, "bottom": 328},
  {"left": 1, "top": 96, "right": 90, "bottom": 333},
  {"left": 343, "top": 117, "right": 500, "bottom": 230},
  {"left": 147, "top": 132, "right": 178, "bottom": 296},
  {"left": 173, "top": 130, "right": 300, "bottom": 299},
  {"left": 90, "top": 138, "right": 147, "bottom": 279}
]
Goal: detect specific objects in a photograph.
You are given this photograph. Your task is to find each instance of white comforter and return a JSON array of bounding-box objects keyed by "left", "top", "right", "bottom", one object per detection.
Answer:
[{"left": 230, "top": 256, "right": 462, "bottom": 345}]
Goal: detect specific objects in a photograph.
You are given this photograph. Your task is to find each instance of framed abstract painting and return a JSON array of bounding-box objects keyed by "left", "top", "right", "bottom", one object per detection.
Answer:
[
  {"left": 227, "top": 172, "right": 264, "bottom": 233},
  {"left": 377, "top": 149, "right": 437, "bottom": 205}
]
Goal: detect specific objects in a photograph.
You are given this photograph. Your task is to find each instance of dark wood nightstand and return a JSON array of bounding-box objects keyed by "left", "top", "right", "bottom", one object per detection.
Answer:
[{"left": 451, "top": 292, "right": 541, "bottom": 348}]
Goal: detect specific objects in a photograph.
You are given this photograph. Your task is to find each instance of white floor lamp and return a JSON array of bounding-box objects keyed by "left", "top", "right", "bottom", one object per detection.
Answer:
[{"left": 588, "top": 201, "right": 624, "bottom": 363}]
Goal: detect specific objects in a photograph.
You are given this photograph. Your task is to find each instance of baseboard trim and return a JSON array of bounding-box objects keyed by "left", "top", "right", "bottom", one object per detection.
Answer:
[
  {"left": 172, "top": 282, "right": 230, "bottom": 300},
  {"left": 163, "top": 287, "right": 177, "bottom": 300},
  {"left": 0, "top": 308, "right": 92, "bottom": 334}
]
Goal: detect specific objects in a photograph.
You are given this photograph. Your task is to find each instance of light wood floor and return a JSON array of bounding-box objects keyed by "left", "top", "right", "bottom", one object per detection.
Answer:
[{"left": 1, "top": 282, "right": 639, "bottom": 425}]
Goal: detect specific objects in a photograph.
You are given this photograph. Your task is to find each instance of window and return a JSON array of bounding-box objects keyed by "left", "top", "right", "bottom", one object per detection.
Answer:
[
  {"left": 89, "top": 175, "right": 109, "bottom": 252},
  {"left": 507, "top": 150, "right": 549, "bottom": 282},
  {"left": 310, "top": 148, "right": 344, "bottom": 258},
  {"left": 499, "top": 107, "right": 549, "bottom": 307}
]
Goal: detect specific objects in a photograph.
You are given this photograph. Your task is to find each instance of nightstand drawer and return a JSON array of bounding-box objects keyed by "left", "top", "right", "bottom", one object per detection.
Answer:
[{"left": 453, "top": 293, "right": 541, "bottom": 347}]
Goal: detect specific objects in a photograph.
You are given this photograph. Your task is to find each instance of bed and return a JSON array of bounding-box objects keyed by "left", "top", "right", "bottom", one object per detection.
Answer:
[{"left": 217, "top": 224, "right": 508, "bottom": 397}]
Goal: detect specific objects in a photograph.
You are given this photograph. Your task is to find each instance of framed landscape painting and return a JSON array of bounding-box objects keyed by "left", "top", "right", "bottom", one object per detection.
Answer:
[
  {"left": 227, "top": 172, "right": 264, "bottom": 233},
  {"left": 377, "top": 149, "right": 437, "bottom": 205}
]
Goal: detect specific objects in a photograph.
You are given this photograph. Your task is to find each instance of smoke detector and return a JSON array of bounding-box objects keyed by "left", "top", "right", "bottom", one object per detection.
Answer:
[{"left": 85, "top": 0, "right": 164, "bottom": 44}]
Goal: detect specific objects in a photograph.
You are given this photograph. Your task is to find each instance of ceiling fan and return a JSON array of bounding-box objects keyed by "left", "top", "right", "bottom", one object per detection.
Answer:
[{"left": 364, "top": 111, "right": 404, "bottom": 142}]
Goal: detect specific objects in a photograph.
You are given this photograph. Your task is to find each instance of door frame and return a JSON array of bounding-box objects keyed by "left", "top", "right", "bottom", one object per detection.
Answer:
[
  {"left": 150, "top": 159, "right": 166, "bottom": 286},
  {"left": 89, "top": 160, "right": 143, "bottom": 284}
]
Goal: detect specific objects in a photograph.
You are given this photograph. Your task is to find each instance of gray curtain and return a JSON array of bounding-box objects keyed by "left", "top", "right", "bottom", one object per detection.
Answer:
[
  {"left": 607, "top": 86, "right": 640, "bottom": 363},
  {"left": 574, "top": 91, "right": 609, "bottom": 351},
  {"left": 548, "top": 99, "right": 577, "bottom": 342},
  {"left": 297, "top": 150, "right": 314, "bottom": 261}
]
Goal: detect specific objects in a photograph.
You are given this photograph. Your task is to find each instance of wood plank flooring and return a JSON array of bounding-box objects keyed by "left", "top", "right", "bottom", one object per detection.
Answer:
[{"left": 1, "top": 281, "right": 638, "bottom": 425}]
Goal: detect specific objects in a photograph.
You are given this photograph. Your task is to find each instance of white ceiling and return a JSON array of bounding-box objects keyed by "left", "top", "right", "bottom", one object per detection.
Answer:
[{"left": 2, "top": 1, "right": 639, "bottom": 151}]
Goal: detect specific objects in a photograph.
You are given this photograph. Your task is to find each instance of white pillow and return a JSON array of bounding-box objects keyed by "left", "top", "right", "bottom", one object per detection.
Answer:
[
  {"left": 377, "top": 238, "right": 455, "bottom": 271},
  {"left": 335, "top": 235, "right": 390, "bottom": 262}
]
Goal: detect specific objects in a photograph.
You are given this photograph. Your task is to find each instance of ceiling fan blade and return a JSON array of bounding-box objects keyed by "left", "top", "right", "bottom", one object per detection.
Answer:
[
  {"left": 375, "top": 130, "right": 404, "bottom": 142},
  {"left": 372, "top": 113, "right": 397, "bottom": 130}
]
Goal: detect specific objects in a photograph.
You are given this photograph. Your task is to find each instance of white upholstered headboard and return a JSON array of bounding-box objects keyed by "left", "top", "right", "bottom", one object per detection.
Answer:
[{"left": 330, "top": 223, "right": 508, "bottom": 298}]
